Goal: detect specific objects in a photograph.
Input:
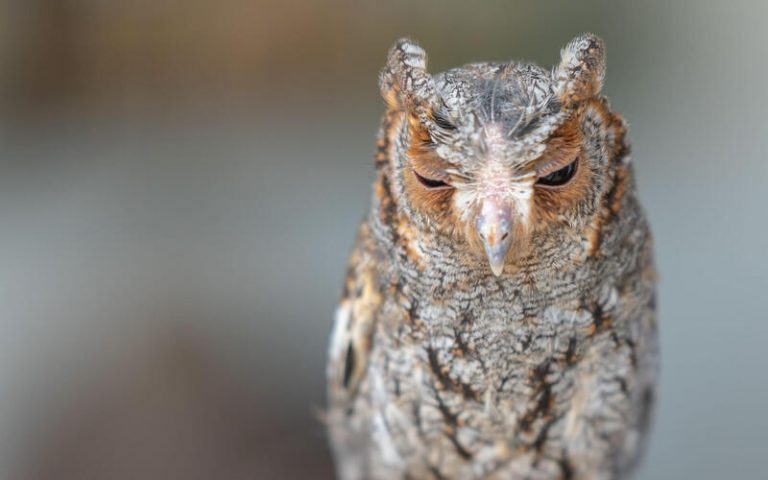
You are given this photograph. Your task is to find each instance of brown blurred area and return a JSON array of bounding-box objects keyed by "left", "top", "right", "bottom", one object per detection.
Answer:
[
  {"left": 1, "top": 0, "right": 642, "bottom": 115},
  {"left": 1, "top": 1, "right": 767, "bottom": 479},
  {"left": 3, "top": 0, "right": 331, "bottom": 112},
  {"left": 2, "top": 0, "right": 418, "bottom": 113}
]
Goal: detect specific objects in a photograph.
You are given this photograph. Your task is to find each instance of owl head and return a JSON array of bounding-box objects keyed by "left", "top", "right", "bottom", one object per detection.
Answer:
[{"left": 378, "top": 34, "right": 630, "bottom": 277}]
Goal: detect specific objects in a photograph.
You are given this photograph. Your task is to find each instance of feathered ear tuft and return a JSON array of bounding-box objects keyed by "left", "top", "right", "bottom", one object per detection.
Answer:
[
  {"left": 379, "top": 38, "right": 439, "bottom": 116},
  {"left": 554, "top": 33, "right": 606, "bottom": 106}
]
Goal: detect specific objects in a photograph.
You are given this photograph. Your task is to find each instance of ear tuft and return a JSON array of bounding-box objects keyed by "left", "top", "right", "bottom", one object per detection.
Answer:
[
  {"left": 554, "top": 33, "right": 606, "bottom": 106},
  {"left": 379, "top": 38, "right": 438, "bottom": 114}
]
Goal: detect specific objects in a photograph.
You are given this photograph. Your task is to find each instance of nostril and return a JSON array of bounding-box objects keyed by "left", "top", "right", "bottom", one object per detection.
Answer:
[{"left": 501, "top": 232, "right": 509, "bottom": 241}]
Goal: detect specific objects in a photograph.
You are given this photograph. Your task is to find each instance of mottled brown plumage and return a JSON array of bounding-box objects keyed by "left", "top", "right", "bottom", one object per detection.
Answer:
[{"left": 327, "top": 34, "right": 657, "bottom": 480}]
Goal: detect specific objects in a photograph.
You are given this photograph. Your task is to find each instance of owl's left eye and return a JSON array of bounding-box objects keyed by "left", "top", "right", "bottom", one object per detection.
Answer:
[
  {"left": 536, "top": 159, "right": 578, "bottom": 187},
  {"left": 414, "top": 170, "right": 452, "bottom": 190}
]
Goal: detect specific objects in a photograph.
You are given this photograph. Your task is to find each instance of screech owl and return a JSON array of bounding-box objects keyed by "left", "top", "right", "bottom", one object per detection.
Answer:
[{"left": 326, "top": 34, "right": 658, "bottom": 480}]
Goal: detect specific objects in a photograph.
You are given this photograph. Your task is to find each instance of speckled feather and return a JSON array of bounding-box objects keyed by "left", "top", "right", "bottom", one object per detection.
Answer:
[{"left": 327, "top": 34, "right": 658, "bottom": 480}]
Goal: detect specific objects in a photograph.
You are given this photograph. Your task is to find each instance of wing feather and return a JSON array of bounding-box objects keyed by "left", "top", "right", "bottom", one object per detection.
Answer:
[
  {"left": 326, "top": 225, "right": 385, "bottom": 479},
  {"left": 327, "top": 232, "right": 382, "bottom": 406}
]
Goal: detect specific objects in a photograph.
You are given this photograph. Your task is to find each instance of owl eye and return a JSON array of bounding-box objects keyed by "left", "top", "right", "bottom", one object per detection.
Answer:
[
  {"left": 432, "top": 110, "right": 456, "bottom": 131},
  {"left": 414, "top": 170, "right": 452, "bottom": 190},
  {"left": 536, "top": 159, "right": 578, "bottom": 187}
]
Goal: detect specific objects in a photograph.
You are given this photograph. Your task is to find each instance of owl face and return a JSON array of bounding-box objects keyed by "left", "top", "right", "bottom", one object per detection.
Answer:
[{"left": 380, "top": 35, "right": 620, "bottom": 276}]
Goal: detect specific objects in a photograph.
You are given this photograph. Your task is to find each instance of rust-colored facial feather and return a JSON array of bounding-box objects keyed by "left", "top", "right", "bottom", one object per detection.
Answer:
[
  {"left": 394, "top": 94, "right": 626, "bottom": 276},
  {"left": 533, "top": 118, "right": 581, "bottom": 178},
  {"left": 403, "top": 112, "right": 594, "bottom": 235},
  {"left": 531, "top": 118, "right": 592, "bottom": 226},
  {"left": 402, "top": 115, "right": 460, "bottom": 233}
]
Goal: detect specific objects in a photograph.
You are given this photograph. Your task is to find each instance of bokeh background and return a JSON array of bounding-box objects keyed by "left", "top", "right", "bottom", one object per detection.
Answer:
[{"left": 1, "top": 1, "right": 766, "bottom": 478}]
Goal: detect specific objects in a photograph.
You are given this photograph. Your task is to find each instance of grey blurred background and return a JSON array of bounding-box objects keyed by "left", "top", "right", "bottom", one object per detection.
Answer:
[{"left": 0, "top": 1, "right": 766, "bottom": 478}]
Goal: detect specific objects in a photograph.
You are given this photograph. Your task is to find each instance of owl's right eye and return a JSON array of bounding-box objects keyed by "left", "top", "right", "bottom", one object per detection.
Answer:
[
  {"left": 536, "top": 159, "right": 578, "bottom": 187},
  {"left": 432, "top": 110, "right": 456, "bottom": 131},
  {"left": 414, "top": 170, "right": 452, "bottom": 190}
]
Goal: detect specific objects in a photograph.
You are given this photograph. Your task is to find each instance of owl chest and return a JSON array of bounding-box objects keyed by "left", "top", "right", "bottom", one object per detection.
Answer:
[
  {"left": 336, "top": 262, "right": 653, "bottom": 477},
  {"left": 374, "top": 298, "right": 597, "bottom": 399},
  {"left": 359, "top": 295, "right": 646, "bottom": 477}
]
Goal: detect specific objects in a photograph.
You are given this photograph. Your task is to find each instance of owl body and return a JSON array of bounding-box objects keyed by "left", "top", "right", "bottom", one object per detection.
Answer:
[{"left": 327, "top": 35, "right": 657, "bottom": 480}]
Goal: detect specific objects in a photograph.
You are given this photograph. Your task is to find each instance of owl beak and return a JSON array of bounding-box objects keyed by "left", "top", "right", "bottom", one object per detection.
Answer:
[{"left": 476, "top": 197, "right": 513, "bottom": 277}]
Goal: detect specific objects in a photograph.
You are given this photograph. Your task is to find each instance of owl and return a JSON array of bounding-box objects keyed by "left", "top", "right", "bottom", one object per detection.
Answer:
[{"left": 326, "top": 34, "right": 657, "bottom": 480}]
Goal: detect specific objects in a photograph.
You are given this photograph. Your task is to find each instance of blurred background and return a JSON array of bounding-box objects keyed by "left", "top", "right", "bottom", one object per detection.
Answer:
[{"left": 0, "top": 0, "right": 766, "bottom": 478}]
